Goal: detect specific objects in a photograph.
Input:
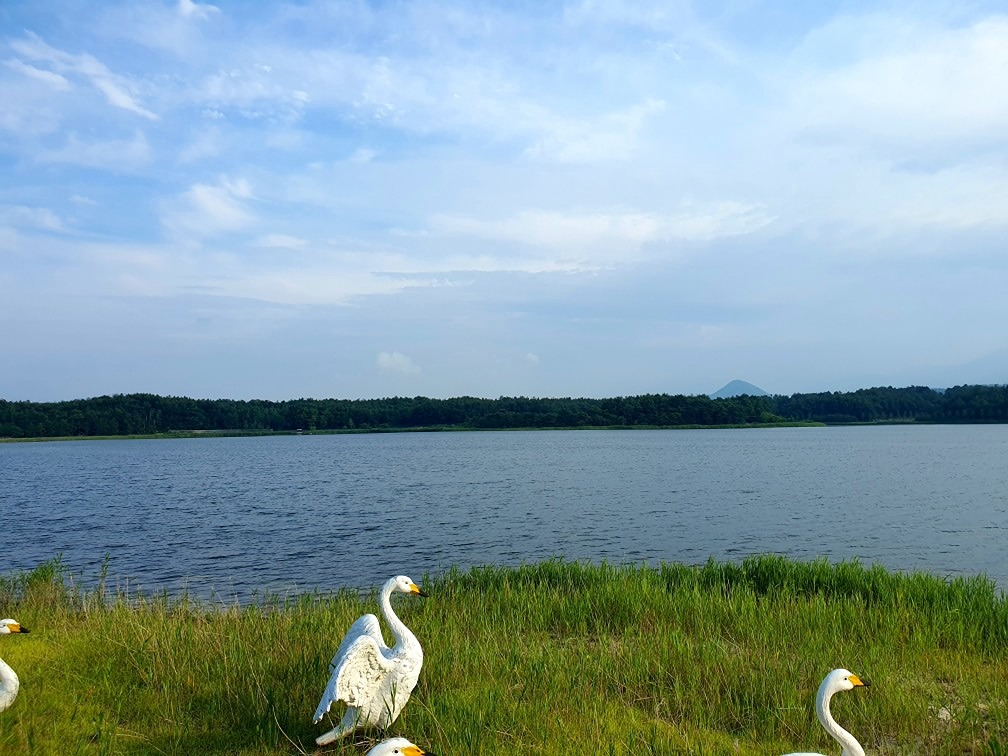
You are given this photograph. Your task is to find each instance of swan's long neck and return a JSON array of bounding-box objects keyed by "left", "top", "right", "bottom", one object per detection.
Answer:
[
  {"left": 816, "top": 684, "right": 865, "bottom": 756},
  {"left": 380, "top": 581, "right": 420, "bottom": 653},
  {"left": 0, "top": 656, "right": 19, "bottom": 712}
]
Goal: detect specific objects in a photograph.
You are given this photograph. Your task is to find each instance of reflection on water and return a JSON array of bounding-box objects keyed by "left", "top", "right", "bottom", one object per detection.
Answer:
[{"left": 2, "top": 425, "right": 1006, "bottom": 599}]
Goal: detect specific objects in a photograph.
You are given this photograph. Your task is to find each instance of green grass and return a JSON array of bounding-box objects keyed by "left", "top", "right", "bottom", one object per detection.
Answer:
[{"left": 1, "top": 556, "right": 1006, "bottom": 754}]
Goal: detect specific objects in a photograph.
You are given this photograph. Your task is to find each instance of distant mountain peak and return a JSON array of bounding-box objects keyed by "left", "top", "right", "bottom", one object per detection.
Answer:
[{"left": 710, "top": 379, "right": 768, "bottom": 399}]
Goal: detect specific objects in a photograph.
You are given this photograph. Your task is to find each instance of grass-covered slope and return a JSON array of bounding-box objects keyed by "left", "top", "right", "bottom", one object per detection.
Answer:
[{"left": 1, "top": 556, "right": 1006, "bottom": 754}]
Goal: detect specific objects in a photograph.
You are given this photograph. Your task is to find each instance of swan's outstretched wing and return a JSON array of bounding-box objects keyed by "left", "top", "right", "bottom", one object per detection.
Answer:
[
  {"left": 313, "top": 634, "right": 395, "bottom": 723},
  {"left": 329, "top": 613, "right": 386, "bottom": 673}
]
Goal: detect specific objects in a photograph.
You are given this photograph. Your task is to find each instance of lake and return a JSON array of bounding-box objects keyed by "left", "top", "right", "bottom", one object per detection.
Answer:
[{"left": 1, "top": 425, "right": 1006, "bottom": 600}]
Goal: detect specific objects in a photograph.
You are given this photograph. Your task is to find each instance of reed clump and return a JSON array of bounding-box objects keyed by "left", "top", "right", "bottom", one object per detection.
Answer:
[{"left": 1, "top": 555, "right": 1005, "bottom": 755}]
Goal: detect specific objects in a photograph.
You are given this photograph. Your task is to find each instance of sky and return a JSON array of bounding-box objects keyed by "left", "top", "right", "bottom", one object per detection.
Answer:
[{"left": 2, "top": 0, "right": 1007, "bottom": 402}]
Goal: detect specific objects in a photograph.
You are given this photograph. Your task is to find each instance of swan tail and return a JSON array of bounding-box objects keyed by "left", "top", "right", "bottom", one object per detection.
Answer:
[
  {"left": 314, "top": 726, "right": 342, "bottom": 746},
  {"left": 315, "top": 707, "right": 358, "bottom": 745}
]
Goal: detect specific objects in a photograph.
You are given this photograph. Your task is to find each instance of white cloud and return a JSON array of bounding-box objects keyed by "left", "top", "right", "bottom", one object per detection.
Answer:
[
  {"left": 193, "top": 64, "right": 311, "bottom": 124},
  {"left": 664, "top": 201, "right": 776, "bottom": 241},
  {"left": 426, "top": 202, "right": 774, "bottom": 265},
  {"left": 185, "top": 184, "right": 251, "bottom": 228},
  {"left": 178, "top": 0, "right": 221, "bottom": 21},
  {"left": 4, "top": 58, "right": 71, "bottom": 90},
  {"left": 220, "top": 177, "right": 253, "bottom": 198},
  {"left": 787, "top": 15, "right": 1008, "bottom": 147},
  {"left": 92, "top": 78, "right": 158, "bottom": 120},
  {"left": 0, "top": 205, "right": 64, "bottom": 232},
  {"left": 161, "top": 177, "right": 256, "bottom": 238},
  {"left": 10, "top": 33, "right": 158, "bottom": 120},
  {"left": 525, "top": 352, "right": 540, "bottom": 365},
  {"left": 377, "top": 351, "right": 420, "bottom": 375}
]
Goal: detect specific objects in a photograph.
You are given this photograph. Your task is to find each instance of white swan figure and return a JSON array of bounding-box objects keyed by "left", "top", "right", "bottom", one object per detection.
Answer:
[
  {"left": 313, "top": 575, "right": 428, "bottom": 745},
  {"left": 365, "top": 737, "right": 434, "bottom": 756},
  {"left": 1, "top": 618, "right": 30, "bottom": 712},
  {"left": 785, "top": 668, "right": 870, "bottom": 756}
]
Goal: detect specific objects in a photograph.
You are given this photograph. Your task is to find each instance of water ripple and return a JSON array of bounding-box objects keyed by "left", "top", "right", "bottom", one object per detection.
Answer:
[{"left": 2, "top": 426, "right": 1007, "bottom": 599}]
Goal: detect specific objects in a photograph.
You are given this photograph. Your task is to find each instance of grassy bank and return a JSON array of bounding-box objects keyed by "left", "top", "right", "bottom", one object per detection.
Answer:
[{"left": 1, "top": 557, "right": 1006, "bottom": 755}]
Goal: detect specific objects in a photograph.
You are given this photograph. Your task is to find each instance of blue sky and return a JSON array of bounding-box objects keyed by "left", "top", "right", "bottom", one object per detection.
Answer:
[{"left": 2, "top": 0, "right": 1007, "bottom": 401}]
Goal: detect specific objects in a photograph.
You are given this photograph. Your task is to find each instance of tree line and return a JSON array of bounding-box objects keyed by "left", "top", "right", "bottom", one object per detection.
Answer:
[{"left": 0, "top": 384, "right": 1006, "bottom": 438}]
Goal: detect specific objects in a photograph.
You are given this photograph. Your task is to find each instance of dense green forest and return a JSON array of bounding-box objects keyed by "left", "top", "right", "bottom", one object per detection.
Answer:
[{"left": 1, "top": 384, "right": 1006, "bottom": 439}]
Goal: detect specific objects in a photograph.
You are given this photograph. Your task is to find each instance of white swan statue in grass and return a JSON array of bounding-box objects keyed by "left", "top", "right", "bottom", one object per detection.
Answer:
[
  {"left": 1, "top": 618, "right": 30, "bottom": 712},
  {"left": 785, "top": 668, "right": 870, "bottom": 756},
  {"left": 313, "top": 575, "right": 428, "bottom": 745},
  {"left": 366, "top": 737, "right": 434, "bottom": 755}
]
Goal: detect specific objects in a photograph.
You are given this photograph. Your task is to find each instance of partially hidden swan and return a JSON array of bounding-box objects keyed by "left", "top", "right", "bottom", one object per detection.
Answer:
[
  {"left": 784, "top": 668, "right": 870, "bottom": 756},
  {"left": 1, "top": 618, "right": 30, "bottom": 712},
  {"left": 313, "top": 575, "right": 428, "bottom": 745},
  {"left": 366, "top": 737, "right": 434, "bottom": 755}
]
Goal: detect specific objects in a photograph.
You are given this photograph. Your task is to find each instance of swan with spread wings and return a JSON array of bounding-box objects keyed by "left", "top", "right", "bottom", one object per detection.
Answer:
[{"left": 313, "top": 575, "right": 428, "bottom": 745}]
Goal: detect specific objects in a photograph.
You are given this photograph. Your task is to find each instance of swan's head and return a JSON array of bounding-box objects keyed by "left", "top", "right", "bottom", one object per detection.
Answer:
[
  {"left": 0, "top": 619, "right": 29, "bottom": 635},
  {"left": 365, "top": 737, "right": 433, "bottom": 756},
  {"left": 391, "top": 575, "right": 428, "bottom": 598},
  {"left": 822, "top": 668, "right": 869, "bottom": 695}
]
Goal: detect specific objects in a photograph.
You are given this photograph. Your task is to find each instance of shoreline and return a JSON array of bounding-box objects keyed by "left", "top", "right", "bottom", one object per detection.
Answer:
[{"left": 0, "top": 421, "right": 856, "bottom": 444}]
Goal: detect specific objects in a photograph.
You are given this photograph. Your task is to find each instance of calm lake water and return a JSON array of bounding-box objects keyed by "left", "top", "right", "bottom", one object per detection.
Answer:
[{"left": 1, "top": 425, "right": 1006, "bottom": 600}]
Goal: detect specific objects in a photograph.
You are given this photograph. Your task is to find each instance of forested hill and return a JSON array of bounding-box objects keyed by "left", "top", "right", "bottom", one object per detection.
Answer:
[{"left": 1, "top": 384, "right": 1006, "bottom": 439}]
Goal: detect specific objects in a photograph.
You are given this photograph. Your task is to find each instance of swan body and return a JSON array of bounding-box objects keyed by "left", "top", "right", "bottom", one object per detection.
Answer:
[
  {"left": 784, "top": 668, "right": 870, "bottom": 756},
  {"left": 1, "top": 618, "right": 30, "bottom": 712},
  {"left": 366, "top": 737, "right": 433, "bottom": 756},
  {"left": 313, "top": 575, "right": 428, "bottom": 745}
]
